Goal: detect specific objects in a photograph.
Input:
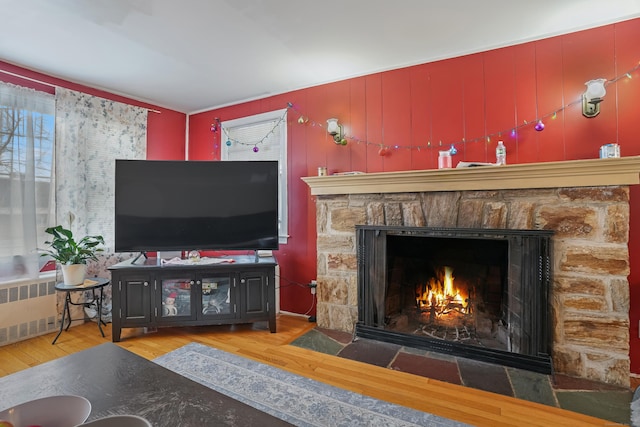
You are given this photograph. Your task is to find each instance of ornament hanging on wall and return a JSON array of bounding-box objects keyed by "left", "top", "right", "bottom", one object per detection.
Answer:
[
  {"left": 378, "top": 146, "right": 388, "bottom": 156},
  {"left": 210, "top": 117, "right": 220, "bottom": 133},
  {"left": 217, "top": 107, "right": 288, "bottom": 154},
  {"left": 534, "top": 120, "right": 545, "bottom": 131}
]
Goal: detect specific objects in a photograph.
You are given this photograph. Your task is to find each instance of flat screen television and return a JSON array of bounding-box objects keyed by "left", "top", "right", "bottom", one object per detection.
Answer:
[{"left": 115, "top": 159, "right": 279, "bottom": 253}]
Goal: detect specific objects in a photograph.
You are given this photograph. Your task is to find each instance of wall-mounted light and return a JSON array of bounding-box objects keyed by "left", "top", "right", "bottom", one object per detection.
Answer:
[
  {"left": 326, "top": 118, "right": 344, "bottom": 144},
  {"left": 582, "top": 78, "right": 607, "bottom": 118}
]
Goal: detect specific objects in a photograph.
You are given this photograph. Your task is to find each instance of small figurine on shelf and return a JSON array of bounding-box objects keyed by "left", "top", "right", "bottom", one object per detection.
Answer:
[{"left": 163, "top": 292, "right": 178, "bottom": 316}]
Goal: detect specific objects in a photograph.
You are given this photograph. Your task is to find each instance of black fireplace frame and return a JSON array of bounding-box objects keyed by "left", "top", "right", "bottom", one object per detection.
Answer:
[{"left": 356, "top": 225, "right": 554, "bottom": 374}]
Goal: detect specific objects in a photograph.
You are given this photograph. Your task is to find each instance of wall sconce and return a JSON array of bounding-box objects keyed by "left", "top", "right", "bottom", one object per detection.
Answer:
[
  {"left": 582, "top": 78, "right": 607, "bottom": 118},
  {"left": 326, "top": 118, "right": 344, "bottom": 144}
]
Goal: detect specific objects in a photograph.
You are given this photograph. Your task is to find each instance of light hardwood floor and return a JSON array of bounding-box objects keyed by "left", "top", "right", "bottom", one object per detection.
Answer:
[{"left": 0, "top": 314, "right": 619, "bottom": 426}]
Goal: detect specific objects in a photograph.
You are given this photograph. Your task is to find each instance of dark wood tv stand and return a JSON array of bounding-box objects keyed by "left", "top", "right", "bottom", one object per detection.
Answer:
[{"left": 109, "top": 255, "right": 277, "bottom": 342}]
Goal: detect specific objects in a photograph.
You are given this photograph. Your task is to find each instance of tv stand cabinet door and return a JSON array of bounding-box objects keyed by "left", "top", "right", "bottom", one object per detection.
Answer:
[
  {"left": 115, "top": 273, "right": 153, "bottom": 337},
  {"left": 156, "top": 273, "right": 198, "bottom": 324},
  {"left": 200, "top": 274, "right": 237, "bottom": 320},
  {"left": 240, "top": 269, "right": 276, "bottom": 333}
]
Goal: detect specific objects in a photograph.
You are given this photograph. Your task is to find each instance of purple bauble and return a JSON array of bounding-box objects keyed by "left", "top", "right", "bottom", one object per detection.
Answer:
[
  {"left": 253, "top": 146, "right": 259, "bottom": 153},
  {"left": 534, "top": 121, "right": 545, "bottom": 131}
]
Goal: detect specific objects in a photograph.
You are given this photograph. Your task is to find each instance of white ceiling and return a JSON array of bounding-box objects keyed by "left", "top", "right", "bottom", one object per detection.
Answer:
[{"left": 1, "top": 0, "right": 639, "bottom": 114}]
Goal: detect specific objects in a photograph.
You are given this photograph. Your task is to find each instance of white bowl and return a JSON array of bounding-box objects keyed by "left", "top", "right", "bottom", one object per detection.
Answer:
[
  {"left": 0, "top": 395, "right": 91, "bottom": 427},
  {"left": 76, "top": 415, "right": 152, "bottom": 427}
]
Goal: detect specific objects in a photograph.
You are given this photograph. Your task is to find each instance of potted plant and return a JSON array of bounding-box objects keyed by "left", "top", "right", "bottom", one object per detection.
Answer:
[{"left": 41, "top": 225, "right": 105, "bottom": 285}]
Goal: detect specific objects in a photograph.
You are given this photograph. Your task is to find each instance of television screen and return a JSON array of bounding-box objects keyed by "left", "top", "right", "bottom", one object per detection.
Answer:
[{"left": 115, "top": 160, "right": 279, "bottom": 252}]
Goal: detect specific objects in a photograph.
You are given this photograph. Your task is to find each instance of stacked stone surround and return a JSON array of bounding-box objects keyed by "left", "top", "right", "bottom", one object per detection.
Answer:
[{"left": 315, "top": 186, "right": 630, "bottom": 387}]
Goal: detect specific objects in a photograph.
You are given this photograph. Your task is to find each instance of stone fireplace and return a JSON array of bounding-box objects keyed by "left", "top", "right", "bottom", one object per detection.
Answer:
[{"left": 303, "top": 157, "right": 640, "bottom": 387}]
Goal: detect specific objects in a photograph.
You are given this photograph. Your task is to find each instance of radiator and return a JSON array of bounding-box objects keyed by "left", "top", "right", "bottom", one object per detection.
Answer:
[{"left": 0, "top": 275, "right": 58, "bottom": 346}]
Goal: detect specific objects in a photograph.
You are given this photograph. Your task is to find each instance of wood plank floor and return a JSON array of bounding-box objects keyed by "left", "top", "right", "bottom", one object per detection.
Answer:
[{"left": 0, "top": 314, "right": 619, "bottom": 426}]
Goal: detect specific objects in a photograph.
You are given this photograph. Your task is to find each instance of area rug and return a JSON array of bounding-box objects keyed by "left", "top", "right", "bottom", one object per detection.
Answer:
[
  {"left": 153, "top": 343, "right": 469, "bottom": 427},
  {"left": 632, "top": 386, "right": 640, "bottom": 427}
]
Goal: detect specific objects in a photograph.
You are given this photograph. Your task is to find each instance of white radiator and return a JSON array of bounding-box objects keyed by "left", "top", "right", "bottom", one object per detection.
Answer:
[{"left": 0, "top": 275, "right": 58, "bottom": 346}]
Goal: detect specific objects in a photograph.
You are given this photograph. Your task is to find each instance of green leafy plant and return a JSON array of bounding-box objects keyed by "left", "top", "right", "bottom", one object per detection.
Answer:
[{"left": 41, "top": 225, "right": 105, "bottom": 265}]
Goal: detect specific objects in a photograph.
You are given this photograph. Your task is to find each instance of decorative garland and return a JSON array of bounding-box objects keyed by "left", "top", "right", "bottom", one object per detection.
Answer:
[
  {"left": 210, "top": 109, "right": 288, "bottom": 153},
  {"left": 211, "top": 61, "right": 640, "bottom": 156}
]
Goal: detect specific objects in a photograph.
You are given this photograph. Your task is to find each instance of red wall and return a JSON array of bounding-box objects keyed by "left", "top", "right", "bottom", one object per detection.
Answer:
[
  {"left": 188, "top": 19, "right": 640, "bottom": 371},
  {"left": 0, "top": 60, "right": 187, "bottom": 160}
]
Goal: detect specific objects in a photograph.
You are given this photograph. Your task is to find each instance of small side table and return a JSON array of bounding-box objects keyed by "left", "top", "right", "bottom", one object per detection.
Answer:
[{"left": 52, "top": 277, "right": 110, "bottom": 345}]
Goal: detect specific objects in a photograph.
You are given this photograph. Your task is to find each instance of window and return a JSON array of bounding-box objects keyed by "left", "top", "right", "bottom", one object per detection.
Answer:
[
  {"left": 221, "top": 109, "right": 288, "bottom": 245},
  {"left": 0, "top": 83, "right": 55, "bottom": 280}
]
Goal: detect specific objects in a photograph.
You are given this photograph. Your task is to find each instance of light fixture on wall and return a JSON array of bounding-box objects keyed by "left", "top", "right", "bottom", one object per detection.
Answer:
[
  {"left": 326, "top": 118, "right": 344, "bottom": 144},
  {"left": 582, "top": 78, "right": 607, "bottom": 118}
]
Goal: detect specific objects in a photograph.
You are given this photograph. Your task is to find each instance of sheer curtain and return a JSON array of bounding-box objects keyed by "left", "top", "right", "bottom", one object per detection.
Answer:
[
  {"left": 55, "top": 88, "right": 147, "bottom": 278},
  {"left": 0, "top": 82, "right": 55, "bottom": 281}
]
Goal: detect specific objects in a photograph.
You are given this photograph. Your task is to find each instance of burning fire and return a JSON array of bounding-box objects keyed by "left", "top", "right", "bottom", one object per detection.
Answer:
[{"left": 416, "top": 266, "right": 469, "bottom": 316}]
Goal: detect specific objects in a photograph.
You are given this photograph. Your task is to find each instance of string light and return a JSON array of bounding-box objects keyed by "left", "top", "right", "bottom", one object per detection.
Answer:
[
  {"left": 210, "top": 118, "right": 219, "bottom": 132},
  {"left": 215, "top": 109, "right": 288, "bottom": 153},
  {"left": 212, "top": 62, "right": 640, "bottom": 156}
]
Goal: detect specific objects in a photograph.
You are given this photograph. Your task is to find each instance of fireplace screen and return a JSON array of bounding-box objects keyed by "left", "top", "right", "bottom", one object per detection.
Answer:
[{"left": 356, "top": 226, "right": 553, "bottom": 373}]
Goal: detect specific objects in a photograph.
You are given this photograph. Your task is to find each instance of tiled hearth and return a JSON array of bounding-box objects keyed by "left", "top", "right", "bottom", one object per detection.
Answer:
[
  {"left": 291, "top": 327, "right": 632, "bottom": 425},
  {"left": 303, "top": 157, "right": 640, "bottom": 388}
]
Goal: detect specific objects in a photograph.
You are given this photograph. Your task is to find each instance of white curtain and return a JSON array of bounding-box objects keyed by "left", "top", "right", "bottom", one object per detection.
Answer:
[
  {"left": 55, "top": 88, "right": 147, "bottom": 278},
  {"left": 0, "top": 82, "right": 55, "bottom": 281}
]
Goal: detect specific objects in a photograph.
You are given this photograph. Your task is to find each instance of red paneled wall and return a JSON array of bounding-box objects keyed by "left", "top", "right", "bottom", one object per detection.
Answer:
[{"left": 188, "top": 19, "right": 640, "bottom": 372}]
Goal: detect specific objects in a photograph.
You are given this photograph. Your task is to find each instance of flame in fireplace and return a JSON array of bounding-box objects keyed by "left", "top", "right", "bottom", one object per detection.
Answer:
[
  {"left": 416, "top": 266, "right": 468, "bottom": 316},
  {"left": 443, "top": 266, "right": 456, "bottom": 298}
]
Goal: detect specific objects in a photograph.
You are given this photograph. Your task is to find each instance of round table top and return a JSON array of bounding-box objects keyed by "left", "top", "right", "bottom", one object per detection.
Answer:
[{"left": 55, "top": 276, "right": 110, "bottom": 291}]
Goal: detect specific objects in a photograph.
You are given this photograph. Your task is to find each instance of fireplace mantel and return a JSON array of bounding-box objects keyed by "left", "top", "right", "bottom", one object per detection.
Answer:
[{"left": 303, "top": 157, "right": 640, "bottom": 195}]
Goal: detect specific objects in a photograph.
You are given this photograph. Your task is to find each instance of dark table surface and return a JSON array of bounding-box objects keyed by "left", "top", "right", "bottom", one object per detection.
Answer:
[{"left": 0, "top": 342, "right": 291, "bottom": 426}]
